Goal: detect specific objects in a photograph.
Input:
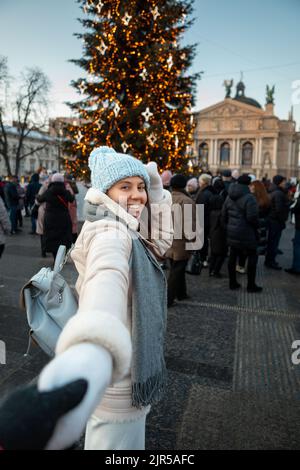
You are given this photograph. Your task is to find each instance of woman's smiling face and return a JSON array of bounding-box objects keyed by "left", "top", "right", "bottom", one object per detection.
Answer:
[{"left": 107, "top": 176, "right": 148, "bottom": 219}]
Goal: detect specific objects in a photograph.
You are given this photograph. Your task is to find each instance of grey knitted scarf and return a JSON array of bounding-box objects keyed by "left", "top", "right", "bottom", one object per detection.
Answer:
[{"left": 84, "top": 201, "right": 168, "bottom": 408}]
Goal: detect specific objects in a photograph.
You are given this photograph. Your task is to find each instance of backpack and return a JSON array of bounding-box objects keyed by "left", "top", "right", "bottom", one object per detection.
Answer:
[{"left": 20, "top": 245, "right": 78, "bottom": 357}]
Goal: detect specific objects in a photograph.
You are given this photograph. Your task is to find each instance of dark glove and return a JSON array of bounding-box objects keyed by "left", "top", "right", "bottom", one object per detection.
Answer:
[{"left": 0, "top": 379, "right": 88, "bottom": 450}]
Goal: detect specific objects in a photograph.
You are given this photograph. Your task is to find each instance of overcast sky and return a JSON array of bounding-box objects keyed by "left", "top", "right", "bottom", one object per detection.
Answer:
[{"left": 1, "top": 0, "right": 300, "bottom": 127}]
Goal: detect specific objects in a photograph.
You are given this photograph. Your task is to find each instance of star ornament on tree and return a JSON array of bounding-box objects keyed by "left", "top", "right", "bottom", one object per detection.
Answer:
[
  {"left": 95, "top": 0, "right": 104, "bottom": 15},
  {"left": 96, "top": 119, "right": 105, "bottom": 129},
  {"left": 121, "top": 142, "right": 129, "bottom": 153},
  {"left": 122, "top": 12, "right": 132, "bottom": 26},
  {"left": 139, "top": 68, "right": 148, "bottom": 81},
  {"left": 113, "top": 103, "right": 121, "bottom": 117},
  {"left": 142, "top": 107, "right": 153, "bottom": 122},
  {"left": 76, "top": 131, "right": 83, "bottom": 144},
  {"left": 96, "top": 40, "right": 108, "bottom": 55},
  {"left": 151, "top": 6, "right": 160, "bottom": 21},
  {"left": 78, "top": 80, "right": 87, "bottom": 94},
  {"left": 147, "top": 133, "right": 157, "bottom": 146},
  {"left": 167, "top": 55, "right": 173, "bottom": 70}
]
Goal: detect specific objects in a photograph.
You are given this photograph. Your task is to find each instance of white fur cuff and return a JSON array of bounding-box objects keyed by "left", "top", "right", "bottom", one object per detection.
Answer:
[{"left": 55, "top": 311, "right": 132, "bottom": 383}]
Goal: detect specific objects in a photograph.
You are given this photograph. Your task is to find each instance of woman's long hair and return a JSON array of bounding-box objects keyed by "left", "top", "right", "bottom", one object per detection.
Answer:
[{"left": 251, "top": 180, "right": 270, "bottom": 209}]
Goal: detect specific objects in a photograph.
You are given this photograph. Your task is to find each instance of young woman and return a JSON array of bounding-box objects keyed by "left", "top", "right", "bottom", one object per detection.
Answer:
[{"left": 37, "top": 147, "right": 173, "bottom": 450}]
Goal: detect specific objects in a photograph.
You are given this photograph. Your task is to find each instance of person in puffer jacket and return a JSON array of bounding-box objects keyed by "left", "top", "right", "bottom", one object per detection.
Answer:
[
  {"left": 222, "top": 174, "right": 262, "bottom": 292},
  {"left": 36, "top": 147, "right": 173, "bottom": 451}
]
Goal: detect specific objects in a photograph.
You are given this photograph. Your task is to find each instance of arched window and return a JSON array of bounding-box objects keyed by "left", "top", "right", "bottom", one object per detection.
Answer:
[
  {"left": 199, "top": 142, "right": 209, "bottom": 163},
  {"left": 242, "top": 142, "right": 253, "bottom": 166},
  {"left": 220, "top": 142, "right": 230, "bottom": 165}
]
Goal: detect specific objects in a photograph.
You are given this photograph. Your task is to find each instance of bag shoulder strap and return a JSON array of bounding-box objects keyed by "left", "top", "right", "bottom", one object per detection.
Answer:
[
  {"left": 53, "top": 244, "right": 75, "bottom": 273},
  {"left": 57, "top": 194, "right": 69, "bottom": 209}
]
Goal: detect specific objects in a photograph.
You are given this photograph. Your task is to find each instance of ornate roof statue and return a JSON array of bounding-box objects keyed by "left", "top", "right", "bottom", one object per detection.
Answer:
[
  {"left": 266, "top": 85, "right": 275, "bottom": 104},
  {"left": 223, "top": 79, "right": 234, "bottom": 98}
]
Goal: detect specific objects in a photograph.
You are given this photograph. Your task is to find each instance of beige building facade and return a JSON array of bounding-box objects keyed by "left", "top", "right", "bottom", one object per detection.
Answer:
[
  {"left": 192, "top": 82, "right": 300, "bottom": 179},
  {"left": 0, "top": 126, "right": 59, "bottom": 177}
]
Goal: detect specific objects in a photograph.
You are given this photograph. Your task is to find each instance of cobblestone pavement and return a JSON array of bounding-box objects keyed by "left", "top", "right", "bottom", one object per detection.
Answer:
[{"left": 0, "top": 218, "right": 300, "bottom": 450}]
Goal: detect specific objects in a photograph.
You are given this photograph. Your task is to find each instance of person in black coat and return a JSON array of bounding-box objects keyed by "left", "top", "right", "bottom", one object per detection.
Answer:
[
  {"left": 222, "top": 174, "right": 261, "bottom": 292},
  {"left": 4, "top": 176, "right": 19, "bottom": 234},
  {"left": 37, "top": 174, "right": 74, "bottom": 260},
  {"left": 265, "top": 175, "right": 290, "bottom": 269},
  {"left": 249, "top": 180, "right": 271, "bottom": 256},
  {"left": 26, "top": 173, "right": 42, "bottom": 234},
  {"left": 209, "top": 179, "right": 227, "bottom": 277},
  {"left": 221, "top": 169, "right": 234, "bottom": 201}
]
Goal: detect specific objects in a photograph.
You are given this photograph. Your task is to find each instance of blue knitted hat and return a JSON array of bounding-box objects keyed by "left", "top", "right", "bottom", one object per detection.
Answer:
[{"left": 88, "top": 146, "right": 150, "bottom": 193}]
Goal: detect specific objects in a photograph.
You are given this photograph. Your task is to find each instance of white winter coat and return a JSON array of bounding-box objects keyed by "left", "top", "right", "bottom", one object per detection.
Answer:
[{"left": 56, "top": 187, "right": 173, "bottom": 422}]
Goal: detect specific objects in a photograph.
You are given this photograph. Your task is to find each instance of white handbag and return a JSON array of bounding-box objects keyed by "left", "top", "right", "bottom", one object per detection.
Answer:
[{"left": 20, "top": 245, "right": 78, "bottom": 357}]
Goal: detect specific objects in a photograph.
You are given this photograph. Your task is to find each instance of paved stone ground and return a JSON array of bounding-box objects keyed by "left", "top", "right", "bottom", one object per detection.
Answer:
[{"left": 0, "top": 217, "right": 300, "bottom": 450}]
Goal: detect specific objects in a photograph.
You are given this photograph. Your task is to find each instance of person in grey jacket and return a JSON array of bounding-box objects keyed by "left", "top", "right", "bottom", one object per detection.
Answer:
[
  {"left": 222, "top": 174, "right": 262, "bottom": 292},
  {"left": 0, "top": 196, "right": 11, "bottom": 258}
]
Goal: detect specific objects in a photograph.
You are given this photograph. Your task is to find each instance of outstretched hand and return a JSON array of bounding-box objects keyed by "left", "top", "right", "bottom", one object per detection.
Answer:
[{"left": 0, "top": 379, "right": 88, "bottom": 450}]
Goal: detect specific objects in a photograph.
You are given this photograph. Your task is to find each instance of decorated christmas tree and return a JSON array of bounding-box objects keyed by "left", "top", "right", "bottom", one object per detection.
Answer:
[{"left": 65, "top": 0, "right": 200, "bottom": 178}]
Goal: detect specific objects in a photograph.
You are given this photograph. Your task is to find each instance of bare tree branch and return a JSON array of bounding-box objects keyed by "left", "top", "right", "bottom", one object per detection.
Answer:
[
  {"left": 0, "top": 60, "right": 51, "bottom": 175},
  {"left": 12, "top": 67, "right": 51, "bottom": 175},
  {"left": 19, "top": 143, "right": 49, "bottom": 161}
]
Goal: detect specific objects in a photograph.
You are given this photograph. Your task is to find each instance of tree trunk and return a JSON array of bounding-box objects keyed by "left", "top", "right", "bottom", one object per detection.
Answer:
[
  {"left": 1, "top": 145, "right": 12, "bottom": 176},
  {"left": 15, "top": 156, "right": 20, "bottom": 177}
]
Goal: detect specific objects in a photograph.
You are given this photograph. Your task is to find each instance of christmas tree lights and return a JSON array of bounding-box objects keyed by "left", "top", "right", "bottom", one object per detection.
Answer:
[{"left": 65, "top": 0, "right": 200, "bottom": 178}]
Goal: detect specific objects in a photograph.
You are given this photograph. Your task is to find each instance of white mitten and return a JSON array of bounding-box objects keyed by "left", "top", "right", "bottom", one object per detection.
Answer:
[
  {"left": 145, "top": 161, "right": 164, "bottom": 203},
  {"left": 38, "top": 342, "right": 113, "bottom": 450}
]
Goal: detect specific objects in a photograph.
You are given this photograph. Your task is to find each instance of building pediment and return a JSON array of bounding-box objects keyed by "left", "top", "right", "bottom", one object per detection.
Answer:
[{"left": 196, "top": 99, "right": 265, "bottom": 119}]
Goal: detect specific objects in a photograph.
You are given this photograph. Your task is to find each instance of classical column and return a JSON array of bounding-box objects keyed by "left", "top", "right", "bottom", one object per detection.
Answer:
[
  {"left": 273, "top": 138, "right": 278, "bottom": 170},
  {"left": 208, "top": 139, "right": 213, "bottom": 167},
  {"left": 258, "top": 138, "right": 263, "bottom": 168},
  {"left": 230, "top": 140, "right": 235, "bottom": 167},
  {"left": 254, "top": 138, "right": 259, "bottom": 166},
  {"left": 288, "top": 140, "right": 292, "bottom": 167},
  {"left": 235, "top": 139, "right": 240, "bottom": 166},
  {"left": 213, "top": 140, "right": 218, "bottom": 166},
  {"left": 291, "top": 140, "right": 296, "bottom": 170}
]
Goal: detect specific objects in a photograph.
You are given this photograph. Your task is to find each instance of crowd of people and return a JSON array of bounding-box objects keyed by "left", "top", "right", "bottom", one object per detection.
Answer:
[
  {"left": 161, "top": 168, "right": 300, "bottom": 305},
  {"left": 0, "top": 171, "right": 79, "bottom": 261},
  {"left": 0, "top": 165, "right": 299, "bottom": 295}
]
